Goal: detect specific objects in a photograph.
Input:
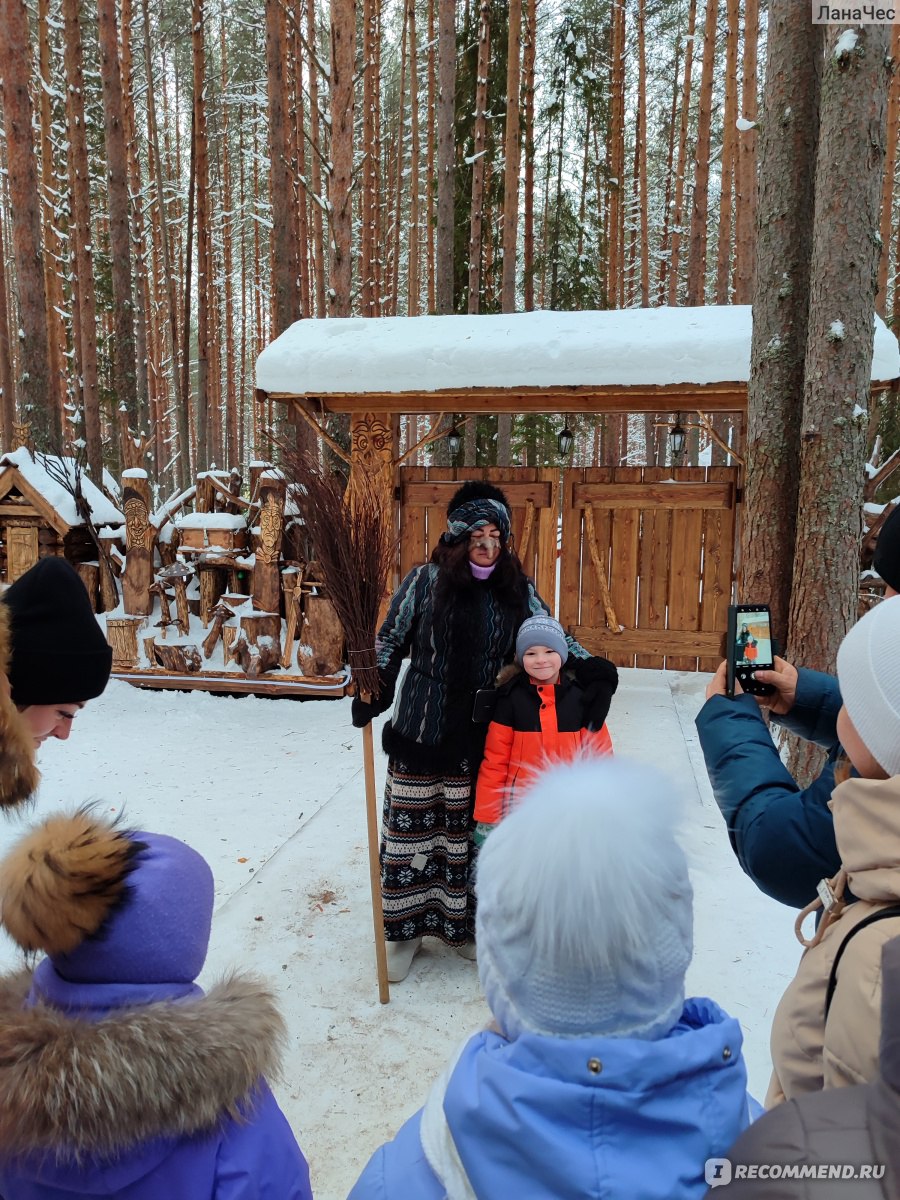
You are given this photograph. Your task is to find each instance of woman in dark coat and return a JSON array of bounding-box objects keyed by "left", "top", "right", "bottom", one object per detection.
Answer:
[{"left": 352, "top": 482, "right": 590, "bottom": 982}]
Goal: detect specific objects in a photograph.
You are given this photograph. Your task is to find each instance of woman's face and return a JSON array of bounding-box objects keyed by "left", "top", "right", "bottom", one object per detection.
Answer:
[
  {"left": 468, "top": 523, "right": 502, "bottom": 567},
  {"left": 19, "top": 703, "right": 83, "bottom": 748},
  {"left": 836, "top": 705, "right": 889, "bottom": 780}
]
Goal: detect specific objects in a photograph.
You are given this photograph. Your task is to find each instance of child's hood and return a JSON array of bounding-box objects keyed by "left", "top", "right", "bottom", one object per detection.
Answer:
[{"left": 0, "top": 968, "right": 285, "bottom": 1171}]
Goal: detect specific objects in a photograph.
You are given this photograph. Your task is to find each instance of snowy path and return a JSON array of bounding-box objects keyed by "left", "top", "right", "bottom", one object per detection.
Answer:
[{"left": 0, "top": 671, "right": 801, "bottom": 1200}]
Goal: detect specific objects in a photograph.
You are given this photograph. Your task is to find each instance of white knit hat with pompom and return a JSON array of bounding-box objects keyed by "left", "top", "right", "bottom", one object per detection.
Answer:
[{"left": 475, "top": 757, "right": 693, "bottom": 1041}]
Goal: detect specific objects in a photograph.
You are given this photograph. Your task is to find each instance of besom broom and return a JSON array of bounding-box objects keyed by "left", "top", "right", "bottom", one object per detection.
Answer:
[{"left": 282, "top": 449, "right": 395, "bottom": 1002}]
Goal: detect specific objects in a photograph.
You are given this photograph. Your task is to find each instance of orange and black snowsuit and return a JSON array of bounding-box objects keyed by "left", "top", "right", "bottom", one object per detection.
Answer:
[{"left": 474, "top": 660, "right": 615, "bottom": 825}]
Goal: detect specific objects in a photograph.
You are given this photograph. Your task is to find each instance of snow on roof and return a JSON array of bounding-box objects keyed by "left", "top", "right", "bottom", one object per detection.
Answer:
[
  {"left": 175, "top": 513, "right": 247, "bottom": 531},
  {"left": 0, "top": 449, "right": 124, "bottom": 527},
  {"left": 255, "top": 306, "right": 900, "bottom": 395}
]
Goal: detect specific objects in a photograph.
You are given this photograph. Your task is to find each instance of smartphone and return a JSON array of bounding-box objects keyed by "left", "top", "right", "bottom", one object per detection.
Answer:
[
  {"left": 472, "top": 688, "right": 498, "bottom": 723},
  {"left": 726, "top": 604, "right": 776, "bottom": 697}
]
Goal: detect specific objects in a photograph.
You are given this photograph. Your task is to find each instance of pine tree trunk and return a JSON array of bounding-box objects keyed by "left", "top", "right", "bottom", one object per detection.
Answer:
[
  {"left": 876, "top": 22, "right": 900, "bottom": 313},
  {"left": 467, "top": 0, "right": 491, "bottom": 314},
  {"left": 362, "top": 0, "right": 382, "bottom": 315},
  {"left": 141, "top": 0, "right": 189, "bottom": 488},
  {"left": 741, "top": 2, "right": 821, "bottom": 641},
  {"left": 119, "top": 0, "right": 151, "bottom": 439},
  {"left": 290, "top": 6, "right": 312, "bottom": 319},
  {"left": 267, "top": 0, "right": 299, "bottom": 335},
  {"left": 686, "top": 0, "right": 718, "bottom": 306},
  {"left": 191, "top": 0, "right": 212, "bottom": 468},
  {"left": 435, "top": 0, "right": 456, "bottom": 315},
  {"left": 657, "top": 35, "right": 680, "bottom": 303},
  {"left": 62, "top": 0, "right": 103, "bottom": 478},
  {"left": 667, "top": 0, "right": 696, "bottom": 305},
  {"left": 36, "top": 0, "right": 66, "bottom": 434},
  {"left": 522, "top": 0, "right": 536, "bottom": 311},
  {"left": 0, "top": 201, "right": 16, "bottom": 445},
  {"left": 0, "top": 0, "right": 57, "bottom": 446},
  {"left": 501, "top": 0, "right": 522, "bottom": 313},
  {"left": 306, "top": 0, "right": 327, "bottom": 318},
  {"left": 607, "top": 0, "right": 626, "bottom": 308},
  {"left": 426, "top": 0, "right": 437, "bottom": 312},
  {"left": 636, "top": 0, "right": 649, "bottom": 306},
  {"left": 407, "top": 0, "right": 422, "bottom": 315},
  {"left": 733, "top": 0, "right": 759, "bottom": 302},
  {"left": 220, "top": 15, "right": 238, "bottom": 469},
  {"left": 329, "top": 0, "right": 355, "bottom": 316},
  {"left": 715, "top": 0, "right": 739, "bottom": 305},
  {"left": 98, "top": 0, "right": 140, "bottom": 442},
  {"left": 789, "top": 23, "right": 892, "bottom": 672}
]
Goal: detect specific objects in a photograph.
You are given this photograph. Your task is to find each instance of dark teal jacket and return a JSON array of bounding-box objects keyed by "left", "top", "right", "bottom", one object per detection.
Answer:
[{"left": 695, "top": 668, "right": 844, "bottom": 909}]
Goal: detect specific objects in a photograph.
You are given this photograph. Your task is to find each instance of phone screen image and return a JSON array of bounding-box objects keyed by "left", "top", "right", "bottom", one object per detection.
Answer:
[{"left": 733, "top": 611, "right": 774, "bottom": 672}]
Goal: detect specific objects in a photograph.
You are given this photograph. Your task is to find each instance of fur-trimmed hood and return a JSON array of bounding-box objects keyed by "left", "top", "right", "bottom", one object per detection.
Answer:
[
  {"left": 0, "top": 601, "right": 39, "bottom": 807},
  {"left": 0, "top": 969, "right": 286, "bottom": 1163}
]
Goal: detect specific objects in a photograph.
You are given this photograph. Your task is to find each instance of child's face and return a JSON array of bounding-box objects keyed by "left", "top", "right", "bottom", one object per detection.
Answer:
[{"left": 522, "top": 645, "right": 562, "bottom": 683}]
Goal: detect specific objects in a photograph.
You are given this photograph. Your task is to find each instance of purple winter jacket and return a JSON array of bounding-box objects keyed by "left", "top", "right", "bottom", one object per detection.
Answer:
[{"left": 0, "top": 831, "right": 313, "bottom": 1200}]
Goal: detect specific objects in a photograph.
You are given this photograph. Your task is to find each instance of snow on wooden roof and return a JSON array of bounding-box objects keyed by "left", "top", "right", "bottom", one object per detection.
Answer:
[
  {"left": 0, "top": 449, "right": 124, "bottom": 529},
  {"left": 256, "top": 306, "right": 900, "bottom": 398}
]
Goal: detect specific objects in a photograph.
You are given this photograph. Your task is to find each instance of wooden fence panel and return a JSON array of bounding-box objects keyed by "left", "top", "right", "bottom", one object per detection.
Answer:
[
  {"left": 535, "top": 468, "right": 559, "bottom": 614},
  {"left": 606, "top": 467, "right": 642, "bottom": 668},
  {"left": 665, "top": 466, "right": 708, "bottom": 671},
  {"left": 399, "top": 466, "right": 427, "bottom": 578},
  {"left": 559, "top": 468, "right": 584, "bottom": 632},
  {"left": 699, "top": 465, "right": 737, "bottom": 671},
  {"left": 635, "top": 466, "right": 673, "bottom": 669}
]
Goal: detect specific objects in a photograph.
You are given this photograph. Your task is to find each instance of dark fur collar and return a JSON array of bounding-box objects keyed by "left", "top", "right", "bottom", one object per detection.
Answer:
[{"left": 0, "top": 969, "right": 285, "bottom": 1159}]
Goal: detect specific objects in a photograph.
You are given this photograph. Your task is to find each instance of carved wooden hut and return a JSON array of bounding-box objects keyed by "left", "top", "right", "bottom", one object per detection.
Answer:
[{"left": 0, "top": 448, "right": 123, "bottom": 583}]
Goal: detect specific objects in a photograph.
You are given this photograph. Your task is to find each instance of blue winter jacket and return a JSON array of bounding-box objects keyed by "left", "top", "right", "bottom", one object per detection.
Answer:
[
  {"left": 695, "top": 668, "right": 844, "bottom": 909},
  {"left": 349, "top": 998, "right": 753, "bottom": 1200}
]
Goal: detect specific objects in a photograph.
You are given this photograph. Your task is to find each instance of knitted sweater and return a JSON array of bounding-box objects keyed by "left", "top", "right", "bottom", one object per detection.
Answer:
[{"left": 376, "top": 563, "right": 588, "bottom": 771}]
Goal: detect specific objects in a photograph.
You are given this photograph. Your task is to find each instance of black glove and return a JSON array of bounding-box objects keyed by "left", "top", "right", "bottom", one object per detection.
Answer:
[
  {"left": 350, "top": 680, "right": 394, "bottom": 728},
  {"left": 574, "top": 656, "right": 619, "bottom": 731}
]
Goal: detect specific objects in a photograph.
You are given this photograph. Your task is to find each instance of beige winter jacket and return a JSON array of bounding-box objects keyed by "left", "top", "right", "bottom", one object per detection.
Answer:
[{"left": 768, "top": 775, "right": 900, "bottom": 1107}]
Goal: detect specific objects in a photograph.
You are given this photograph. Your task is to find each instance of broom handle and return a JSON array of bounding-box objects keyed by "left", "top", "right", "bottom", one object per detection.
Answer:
[{"left": 361, "top": 707, "right": 390, "bottom": 1004}]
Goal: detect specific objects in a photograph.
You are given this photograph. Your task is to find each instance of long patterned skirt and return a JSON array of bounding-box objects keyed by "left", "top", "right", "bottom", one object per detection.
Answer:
[{"left": 380, "top": 756, "right": 477, "bottom": 946}]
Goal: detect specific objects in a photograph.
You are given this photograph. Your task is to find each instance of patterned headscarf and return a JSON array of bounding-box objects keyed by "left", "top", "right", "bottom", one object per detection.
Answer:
[{"left": 443, "top": 498, "right": 511, "bottom": 546}]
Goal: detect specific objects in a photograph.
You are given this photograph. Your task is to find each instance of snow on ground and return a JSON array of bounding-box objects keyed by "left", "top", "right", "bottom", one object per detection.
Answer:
[{"left": 0, "top": 670, "right": 801, "bottom": 1200}]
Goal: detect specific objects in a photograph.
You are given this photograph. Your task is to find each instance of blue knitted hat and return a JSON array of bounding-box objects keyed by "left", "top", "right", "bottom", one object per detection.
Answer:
[
  {"left": 444, "top": 498, "right": 511, "bottom": 546},
  {"left": 515, "top": 615, "right": 568, "bottom": 665}
]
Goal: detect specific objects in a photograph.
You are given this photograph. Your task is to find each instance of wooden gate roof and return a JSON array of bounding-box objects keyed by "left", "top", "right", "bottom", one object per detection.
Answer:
[{"left": 256, "top": 306, "right": 900, "bottom": 414}]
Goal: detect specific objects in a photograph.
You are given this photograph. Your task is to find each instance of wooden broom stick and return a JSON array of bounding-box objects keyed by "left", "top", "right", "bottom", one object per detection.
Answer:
[{"left": 360, "top": 695, "right": 390, "bottom": 1004}]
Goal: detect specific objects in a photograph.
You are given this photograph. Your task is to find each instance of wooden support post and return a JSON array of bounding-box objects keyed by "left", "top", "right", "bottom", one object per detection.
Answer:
[
  {"left": 222, "top": 624, "right": 238, "bottom": 665},
  {"left": 203, "top": 601, "right": 234, "bottom": 659},
  {"left": 76, "top": 561, "right": 100, "bottom": 612},
  {"left": 280, "top": 577, "right": 302, "bottom": 669},
  {"left": 252, "top": 473, "right": 286, "bottom": 614},
  {"left": 362, "top": 707, "right": 390, "bottom": 1004},
  {"left": 297, "top": 594, "right": 344, "bottom": 676},
  {"left": 107, "top": 616, "right": 142, "bottom": 670},
  {"left": 122, "top": 471, "right": 154, "bottom": 616},
  {"left": 583, "top": 504, "right": 622, "bottom": 633},
  {"left": 199, "top": 565, "right": 227, "bottom": 627},
  {"left": 142, "top": 635, "right": 157, "bottom": 666},
  {"left": 518, "top": 498, "right": 536, "bottom": 559},
  {"left": 172, "top": 579, "right": 190, "bottom": 635}
]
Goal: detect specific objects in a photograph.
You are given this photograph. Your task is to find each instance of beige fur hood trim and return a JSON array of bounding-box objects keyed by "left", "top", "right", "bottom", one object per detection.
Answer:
[
  {"left": 0, "top": 602, "right": 39, "bottom": 807},
  {"left": 0, "top": 970, "right": 287, "bottom": 1159},
  {"left": 831, "top": 774, "right": 900, "bottom": 902}
]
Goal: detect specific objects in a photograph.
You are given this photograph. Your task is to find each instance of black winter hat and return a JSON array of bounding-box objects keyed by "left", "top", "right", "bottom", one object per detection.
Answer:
[
  {"left": 874, "top": 505, "right": 900, "bottom": 593},
  {"left": 2, "top": 558, "right": 113, "bottom": 706},
  {"left": 446, "top": 480, "right": 511, "bottom": 518}
]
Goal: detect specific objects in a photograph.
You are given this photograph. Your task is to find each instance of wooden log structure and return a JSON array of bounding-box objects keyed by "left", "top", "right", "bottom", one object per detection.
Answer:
[
  {"left": 107, "top": 616, "right": 143, "bottom": 670},
  {"left": 252, "top": 474, "right": 286, "bottom": 614},
  {"left": 203, "top": 601, "right": 235, "bottom": 659},
  {"left": 298, "top": 593, "right": 344, "bottom": 676},
  {"left": 154, "top": 642, "right": 203, "bottom": 673},
  {"left": 280, "top": 568, "right": 303, "bottom": 669},
  {"left": 239, "top": 611, "right": 282, "bottom": 658},
  {"left": 198, "top": 563, "right": 227, "bottom": 626},
  {"left": 122, "top": 471, "right": 154, "bottom": 616},
  {"left": 76, "top": 561, "right": 100, "bottom": 612}
]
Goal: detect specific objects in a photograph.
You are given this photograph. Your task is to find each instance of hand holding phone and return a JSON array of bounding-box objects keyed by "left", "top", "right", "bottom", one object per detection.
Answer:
[{"left": 726, "top": 605, "right": 777, "bottom": 698}]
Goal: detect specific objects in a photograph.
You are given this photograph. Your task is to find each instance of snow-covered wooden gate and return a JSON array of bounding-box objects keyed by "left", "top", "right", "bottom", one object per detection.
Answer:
[
  {"left": 397, "top": 467, "right": 559, "bottom": 607},
  {"left": 558, "top": 466, "right": 740, "bottom": 671}
]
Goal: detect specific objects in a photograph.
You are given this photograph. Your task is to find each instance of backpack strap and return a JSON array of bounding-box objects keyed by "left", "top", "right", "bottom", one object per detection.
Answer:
[{"left": 825, "top": 904, "right": 900, "bottom": 1022}]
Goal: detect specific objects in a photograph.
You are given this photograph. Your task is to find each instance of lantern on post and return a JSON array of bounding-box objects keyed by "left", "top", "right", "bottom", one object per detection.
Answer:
[
  {"left": 557, "top": 424, "right": 574, "bottom": 457},
  {"left": 446, "top": 424, "right": 462, "bottom": 459},
  {"left": 669, "top": 419, "right": 687, "bottom": 459}
]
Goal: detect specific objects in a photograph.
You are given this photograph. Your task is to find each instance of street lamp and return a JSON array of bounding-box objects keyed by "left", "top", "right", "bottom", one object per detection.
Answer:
[
  {"left": 446, "top": 424, "right": 462, "bottom": 459},
  {"left": 557, "top": 424, "right": 574, "bottom": 457},
  {"left": 669, "top": 419, "right": 687, "bottom": 459}
]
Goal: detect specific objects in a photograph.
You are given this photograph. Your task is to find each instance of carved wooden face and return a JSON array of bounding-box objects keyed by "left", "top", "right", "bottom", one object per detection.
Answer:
[
  {"left": 258, "top": 493, "right": 284, "bottom": 563},
  {"left": 124, "top": 495, "right": 150, "bottom": 549}
]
